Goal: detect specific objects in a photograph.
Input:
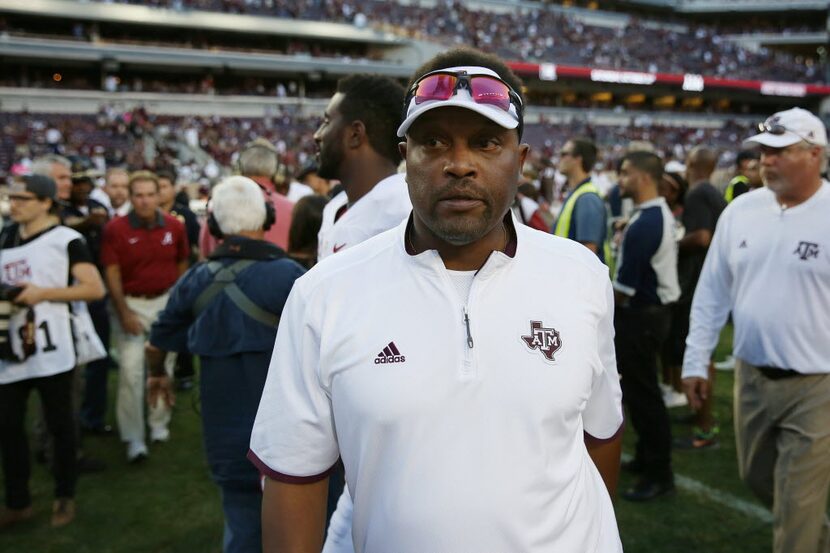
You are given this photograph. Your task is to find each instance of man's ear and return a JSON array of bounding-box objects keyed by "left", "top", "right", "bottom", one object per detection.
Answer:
[
  {"left": 518, "top": 143, "right": 530, "bottom": 174},
  {"left": 398, "top": 140, "right": 408, "bottom": 160},
  {"left": 347, "top": 120, "right": 366, "bottom": 149}
]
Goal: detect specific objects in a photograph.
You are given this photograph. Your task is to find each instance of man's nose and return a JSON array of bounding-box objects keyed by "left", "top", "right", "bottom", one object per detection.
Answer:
[{"left": 443, "top": 144, "right": 477, "bottom": 179}]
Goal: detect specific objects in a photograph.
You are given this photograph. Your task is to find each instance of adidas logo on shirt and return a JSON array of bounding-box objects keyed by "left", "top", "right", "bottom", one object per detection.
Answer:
[{"left": 374, "top": 342, "right": 406, "bottom": 364}]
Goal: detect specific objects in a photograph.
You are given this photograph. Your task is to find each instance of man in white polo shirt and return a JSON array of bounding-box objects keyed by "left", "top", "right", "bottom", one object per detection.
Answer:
[
  {"left": 250, "top": 49, "right": 623, "bottom": 553},
  {"left": 315, "top": 74, "right": 412, "bottom": 263},
  {"left": 309, "top": 72, "right": 411, "bottom": 552},
  {"left": 683, "top": 107, "right": 830, "bottom": 553}
]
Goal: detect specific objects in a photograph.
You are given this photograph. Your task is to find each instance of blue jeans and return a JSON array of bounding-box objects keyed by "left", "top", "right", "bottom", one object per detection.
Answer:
[{"left": 199, "top": 353, "right": 270, "bottom": 553}]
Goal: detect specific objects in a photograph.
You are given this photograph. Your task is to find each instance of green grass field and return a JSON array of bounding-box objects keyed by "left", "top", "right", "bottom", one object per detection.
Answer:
[{"left": 0, "top": 325, "right": 790, "bottom": 552}]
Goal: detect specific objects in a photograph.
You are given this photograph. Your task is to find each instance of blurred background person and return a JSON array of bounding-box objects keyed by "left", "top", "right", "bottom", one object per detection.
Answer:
[
  {"left": 0, "top": 175, "right": 105, "bottom": 529},
  {"left": 147, "top": 176, "right": 305, "bottom": 553},
  {"left": 100, "top": 171, "right": 189, "bottom": 463}
]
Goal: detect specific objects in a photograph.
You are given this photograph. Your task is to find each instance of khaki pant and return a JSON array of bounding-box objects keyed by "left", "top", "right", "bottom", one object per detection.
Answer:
[
  {"left": 735, "top": 359, "right": 830, "bottom": 553},
  {"left": 112, "top": 295, "right": 176, "bottom": 445}
]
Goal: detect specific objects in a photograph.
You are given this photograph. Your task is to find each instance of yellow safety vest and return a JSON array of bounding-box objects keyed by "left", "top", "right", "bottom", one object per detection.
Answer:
[
  {"left": 554, "top": 181, "right": 612, "bottom": 263},
  {"left": 554, "top": 181, "right": 599, "bottom": 237},
  {"left": 725, "top": 175, "right": 749, "bottom": 203}
]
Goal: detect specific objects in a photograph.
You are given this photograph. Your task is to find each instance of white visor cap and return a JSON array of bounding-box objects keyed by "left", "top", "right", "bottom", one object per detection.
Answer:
[{"left": 397, "top": 66, "right": 520, "bottom": 138}]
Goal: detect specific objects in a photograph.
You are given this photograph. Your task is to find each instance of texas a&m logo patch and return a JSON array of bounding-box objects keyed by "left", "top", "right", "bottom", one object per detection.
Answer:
[{"left": 521, "top": 321, "right": 562, "bottom": 361}]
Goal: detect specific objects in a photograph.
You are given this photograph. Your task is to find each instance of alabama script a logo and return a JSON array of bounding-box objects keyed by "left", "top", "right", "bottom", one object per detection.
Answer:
[{"left": 521, "top": 321, "right": 562, "bottom": 361}]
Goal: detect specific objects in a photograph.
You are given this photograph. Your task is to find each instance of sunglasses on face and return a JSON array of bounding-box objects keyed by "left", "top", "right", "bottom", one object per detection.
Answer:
[{"left": 406, "top": 70, "right": 523, "bottom": 115}]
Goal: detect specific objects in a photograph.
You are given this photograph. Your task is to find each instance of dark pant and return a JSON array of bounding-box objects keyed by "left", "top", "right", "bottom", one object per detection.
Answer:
[
  {"left": 200, "top": 354, "right": 270, "bottom": 553},
  {"left": 81, "top": 297, "right": 111, "bottom": 430},
  {"left": 615, "top": 304, "right": 673, "bottom": 482},
  {"left": 0, "top": 370, "right": 77, "bottom": 508}
]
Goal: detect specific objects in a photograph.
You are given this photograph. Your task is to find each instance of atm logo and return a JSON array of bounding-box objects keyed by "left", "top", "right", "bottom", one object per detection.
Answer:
[
  {"left": 521, "top": 321, "right": 562, "bottom": 362},
  {"left": 375, "top": 342, "right": 406, "bottom": 364}
]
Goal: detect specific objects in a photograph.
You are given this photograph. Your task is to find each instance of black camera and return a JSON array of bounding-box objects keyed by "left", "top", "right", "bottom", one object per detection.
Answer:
[{"left": 0, "top": 283, "right": 24, "bottom": 361}]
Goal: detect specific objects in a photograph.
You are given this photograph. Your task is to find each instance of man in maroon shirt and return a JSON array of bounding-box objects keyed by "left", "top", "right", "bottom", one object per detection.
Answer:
[{"left": 100, "top": 171, "right": 189, "bottom": 462}]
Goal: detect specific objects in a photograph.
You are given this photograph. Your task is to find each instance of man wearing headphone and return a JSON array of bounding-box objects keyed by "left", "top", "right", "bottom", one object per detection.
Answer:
[
  {"left": 146, "top": 176, "right": 305, "bottom": 553},
  {"left": 199, "top": 139, "right": 295, "bottom": 257}
]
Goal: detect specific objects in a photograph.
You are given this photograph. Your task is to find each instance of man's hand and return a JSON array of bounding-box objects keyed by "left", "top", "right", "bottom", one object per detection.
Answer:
[
  {"left": 683, "top": 377, "right": 709, "bottom": 411},
  {"left": 147, "top": 375, "right": 175, "bottom": 408},
  {"left": 14, "top": 283, "right": 47, "bottom": 306},
  {"left": 119, "top": 310, "right": 143, "bottom": 335}
]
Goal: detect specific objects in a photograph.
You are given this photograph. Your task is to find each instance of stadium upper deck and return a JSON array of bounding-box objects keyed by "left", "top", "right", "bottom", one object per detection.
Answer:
[{"left": 0, "top": 0, "right": 825, "bottom": 84}]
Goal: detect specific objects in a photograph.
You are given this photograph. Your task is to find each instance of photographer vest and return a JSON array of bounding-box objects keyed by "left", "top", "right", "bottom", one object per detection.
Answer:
[{"left": 0, "top": 226, "right": 80, "bottom": 384}]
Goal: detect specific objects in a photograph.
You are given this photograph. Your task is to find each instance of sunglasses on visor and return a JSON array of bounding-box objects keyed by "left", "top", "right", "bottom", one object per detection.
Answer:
[
  {"left": 757, "top": 121, "right": 815, "bottom": 144},
  {"left": 405, "top": 70, "right": 523, "bottom": 115}
]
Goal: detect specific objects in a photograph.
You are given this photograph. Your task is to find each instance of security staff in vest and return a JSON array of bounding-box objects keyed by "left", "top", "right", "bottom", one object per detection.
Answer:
[
  {"left": 146, "top": 176, "right": 305, "bottom": 553},
  {"left": 683, "top": 108, "right": 830, "bottom": 553},
  {"left": 724, "top": 150, "right": 762, "bottom": 203},
  {"left": 553, "top": 138, "right": 608, "bottom": 262},
  {"left": 0, "top": 175, "right": 105, "bottom": 529}
]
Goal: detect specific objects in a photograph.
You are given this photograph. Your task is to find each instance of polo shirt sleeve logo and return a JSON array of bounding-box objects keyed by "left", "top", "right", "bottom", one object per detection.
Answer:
[
  {"left": 793, "top": 241, "right": 820, "bottom": 261},
  {"left": 161, "top": 231, "right": 173, "bottom": 246},
  {"left": 521, "top": 321, "right": 563, "bottom": 362}
]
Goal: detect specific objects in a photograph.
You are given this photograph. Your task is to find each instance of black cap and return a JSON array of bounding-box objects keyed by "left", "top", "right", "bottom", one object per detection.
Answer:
[{"left": 17, "top": 174, "right": 58, "bottom": 200}]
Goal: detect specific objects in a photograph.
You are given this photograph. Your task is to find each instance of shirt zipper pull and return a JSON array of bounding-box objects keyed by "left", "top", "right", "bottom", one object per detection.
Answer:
[{"left": 463, "top": 307, "right": 474, "bottom": 349}]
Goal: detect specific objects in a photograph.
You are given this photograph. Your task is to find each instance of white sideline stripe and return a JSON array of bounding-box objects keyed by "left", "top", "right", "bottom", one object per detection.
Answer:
[{"left": 621, "top": 453, "right": 773, "bottom": 523}]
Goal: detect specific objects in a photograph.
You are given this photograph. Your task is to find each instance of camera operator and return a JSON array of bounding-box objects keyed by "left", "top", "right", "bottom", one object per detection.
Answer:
[
  {"left": 146, "top": 176, "right": 305, "bottom": 552},
  {"left": 0, "top": 175, "right": 105, "bottom": 529}
]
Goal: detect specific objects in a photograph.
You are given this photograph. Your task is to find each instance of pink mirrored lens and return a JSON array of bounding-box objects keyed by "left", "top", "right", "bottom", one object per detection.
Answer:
[
  {"left": 414, "top": 74, "right": 457, "bottom": 104},
  {"left": 470, "top": 77, "right": 511, "bottom": 110}
]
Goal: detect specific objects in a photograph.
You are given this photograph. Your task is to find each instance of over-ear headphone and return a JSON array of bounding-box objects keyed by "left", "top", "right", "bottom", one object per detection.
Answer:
[
  {"left": 235, "top": 139, "right": 285, "bottom": 189},
  {"left": 207, "top": 194, "right": 276, "bottom": 240}
]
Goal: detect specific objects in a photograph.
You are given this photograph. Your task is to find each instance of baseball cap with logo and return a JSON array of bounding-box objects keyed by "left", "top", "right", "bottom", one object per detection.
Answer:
[
  {"left": 397, "top": 65, "right": 523, "bottom": 137},
  {"left": 745, "top": 107, "right": 828, "bottom": 148},
  {"left": 13, "top": 174, "right": 58, "bottom": 200}
]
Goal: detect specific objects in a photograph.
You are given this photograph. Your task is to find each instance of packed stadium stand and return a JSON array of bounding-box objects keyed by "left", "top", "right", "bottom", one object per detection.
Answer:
[{"left": 1, "top": 0, "right": 828, "bottom": 180}]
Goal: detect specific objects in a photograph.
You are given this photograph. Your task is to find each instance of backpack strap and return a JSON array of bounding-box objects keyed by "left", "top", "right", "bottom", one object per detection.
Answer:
[{"left": 192, "top": 260, "right": 279, "bottom": 328}]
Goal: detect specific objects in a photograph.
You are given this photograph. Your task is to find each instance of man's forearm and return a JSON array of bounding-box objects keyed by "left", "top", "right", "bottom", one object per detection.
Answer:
[
  {"left": 262, "top": 476, "right": 329, "bottom": 553},
  {"left": 585, "top": 431, "right": 622, "bottom": 500},
  {"left": 104, "top": 265, "right": 130, "bottom": 318},
  {"left": 145, "top": 344, "right": 167, "bottom": 377},
  {"left": 678, "top": 229, "right": 712, "bottom": 252}
]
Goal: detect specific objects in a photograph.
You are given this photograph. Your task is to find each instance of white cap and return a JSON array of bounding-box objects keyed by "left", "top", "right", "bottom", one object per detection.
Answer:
[
  {"left": 397, "top": 66, "right": 520, "bottom": 138},
  {"left": 745, "top": 107, "right": 828, "bottom": 148}
]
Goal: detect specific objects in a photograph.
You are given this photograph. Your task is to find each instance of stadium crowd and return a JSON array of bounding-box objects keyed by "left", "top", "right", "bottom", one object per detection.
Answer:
[
  {"left": 1, "top": 45, "right": 829, "bottom": 553},
  {"left": 66, "top": 0, "right": 829, "bottom": 83},
  {"left": 0, "top": 1, "right": 824, "bottom": 84}
]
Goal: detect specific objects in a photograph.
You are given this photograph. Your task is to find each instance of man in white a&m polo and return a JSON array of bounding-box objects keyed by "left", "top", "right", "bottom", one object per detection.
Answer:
[
  {"left": 683, "top": 107, "right": 830, "bottom": 553},
  {"left": 250, "top": 48, "right": 623, "bottom": 553}
]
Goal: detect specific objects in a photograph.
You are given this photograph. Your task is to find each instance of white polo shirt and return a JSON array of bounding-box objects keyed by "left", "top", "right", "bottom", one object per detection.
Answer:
[
  {"left": 683, "top": 182, "right": 830, "bottom": 379},
  {"left": 250, "top": 215, "right": 623, "bottom": 553},
  {"left": 317, "top": 173, "right": 411, "bottom": 261}
]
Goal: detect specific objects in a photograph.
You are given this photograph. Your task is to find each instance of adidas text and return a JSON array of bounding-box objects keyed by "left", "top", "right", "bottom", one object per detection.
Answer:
[{"left": 375, "top": 355, "right": 406, "bottom": 364}]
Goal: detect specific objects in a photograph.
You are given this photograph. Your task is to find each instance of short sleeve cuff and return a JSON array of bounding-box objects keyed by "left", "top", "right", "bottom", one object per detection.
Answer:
[
  {"left": 247, "top": 449, "right": 336, "bottom": 484},
  {"left": 612, "top": 280, "right": 636, "bottom": 297},
  {"left": 584, "top": 418, "right": 624, "bottom": 445}
]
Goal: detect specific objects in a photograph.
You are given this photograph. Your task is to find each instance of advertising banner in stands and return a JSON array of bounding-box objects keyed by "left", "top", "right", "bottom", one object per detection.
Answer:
[{"left": 509, "top": 62, "right": 830, "bottom": 97}]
